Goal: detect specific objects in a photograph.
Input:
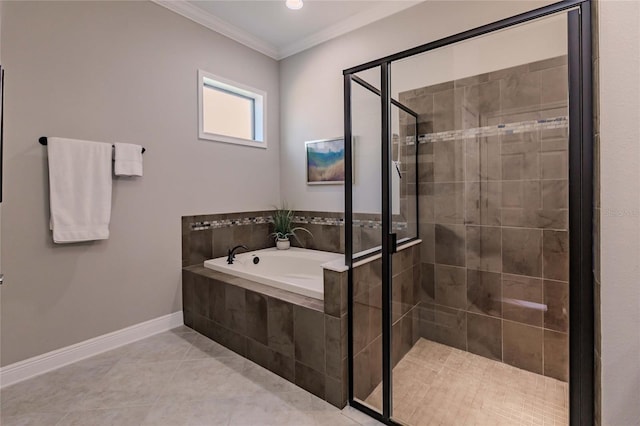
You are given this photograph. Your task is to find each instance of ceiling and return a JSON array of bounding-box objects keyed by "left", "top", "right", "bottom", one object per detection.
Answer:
[{"left": 153, "top": 0, "right": 422, "bottom": 60}]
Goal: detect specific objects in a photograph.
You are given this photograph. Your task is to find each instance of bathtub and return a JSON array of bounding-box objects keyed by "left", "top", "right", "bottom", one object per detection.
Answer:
[{"left": 203, "top": 247, "right": 345, "bottom": 300}]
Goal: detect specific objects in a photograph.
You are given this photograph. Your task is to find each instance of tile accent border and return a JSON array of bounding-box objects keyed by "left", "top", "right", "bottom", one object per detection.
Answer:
[
  {"left": 406, "top": 116, "right": 569, "bottom": 144},
  {"left": 189, "top": 213, "right": 407, "bottom": 232}
]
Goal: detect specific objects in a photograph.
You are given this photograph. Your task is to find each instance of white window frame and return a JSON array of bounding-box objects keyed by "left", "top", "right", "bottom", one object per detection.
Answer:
[{"left": 198, "top": 69, "right": 267, "bottom": 149}]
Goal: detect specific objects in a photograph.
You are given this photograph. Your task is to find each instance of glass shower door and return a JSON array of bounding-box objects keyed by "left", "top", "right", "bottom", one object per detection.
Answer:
[{"left": 388, "top": 11, "right": 572, "bottom": 426}]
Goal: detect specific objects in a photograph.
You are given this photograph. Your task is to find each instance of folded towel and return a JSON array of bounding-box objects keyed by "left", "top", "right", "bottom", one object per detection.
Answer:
[
  {"left": 114, "top": 143, "right": 143, "bottom": 176},
  {"left": 47, "top": 137, "right": 113, "bottom": 243}
]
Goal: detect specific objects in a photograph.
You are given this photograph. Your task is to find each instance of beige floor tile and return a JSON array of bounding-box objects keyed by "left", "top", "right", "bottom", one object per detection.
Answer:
[
  {"left": 365, "top": 338, "right": 568, "bottom": 426},
  {"left": 57, "top": 405, "right": 152, "bottom": 426},
  {"left": 75, "top": 360, "right": 181, "bottom": 410},
  {"left": 0, "top": 411, "right": 67, "bottom": 426}
]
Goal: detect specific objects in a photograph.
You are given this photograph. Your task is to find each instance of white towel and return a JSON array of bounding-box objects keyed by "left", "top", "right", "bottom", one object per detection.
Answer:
[
  {"left": 47, "top": 137, "right": 113, "bottom": 243},
  {"left": 113, "top": 143, "right": 143, "bottom": 176}
]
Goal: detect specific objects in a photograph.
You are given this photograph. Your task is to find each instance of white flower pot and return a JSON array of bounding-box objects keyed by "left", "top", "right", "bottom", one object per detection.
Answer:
[{"left": 276, "top": 238, "right": 290, "bottom": 250}]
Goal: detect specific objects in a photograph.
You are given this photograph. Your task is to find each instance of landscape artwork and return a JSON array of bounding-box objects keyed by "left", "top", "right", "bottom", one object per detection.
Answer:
[{"left": 306, "top": 138, "right": 345, "bottom": 185}]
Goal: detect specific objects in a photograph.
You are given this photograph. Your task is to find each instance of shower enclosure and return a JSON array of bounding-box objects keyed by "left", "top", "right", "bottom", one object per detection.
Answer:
[{"left": 343, "top": 1, "right": 593, "bottom": 425}]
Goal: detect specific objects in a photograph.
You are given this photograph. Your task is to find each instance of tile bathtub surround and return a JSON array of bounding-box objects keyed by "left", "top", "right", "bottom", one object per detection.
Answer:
[
  {"left": 352, "top": 243, "right": 422, "bottom": 402},
  {"left": 403, "top": 55, "right": 570, "bottom": 382},
  {"left": 183, "top": 264, "right": 349, "bottom": 408}
]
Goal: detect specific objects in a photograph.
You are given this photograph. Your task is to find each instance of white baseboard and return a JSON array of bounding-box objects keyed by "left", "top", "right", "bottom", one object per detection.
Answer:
[{"left": 0, "top": 311, "right": 184, "bottom": 388}]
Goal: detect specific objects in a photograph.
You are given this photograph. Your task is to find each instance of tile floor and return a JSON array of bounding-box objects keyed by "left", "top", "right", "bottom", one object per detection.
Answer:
[
  {"left": 363, "top": 338, "right": 568, "bottom": 426},
  {"left": 0, "top": 327, "right": 382, "bottom": 426}
]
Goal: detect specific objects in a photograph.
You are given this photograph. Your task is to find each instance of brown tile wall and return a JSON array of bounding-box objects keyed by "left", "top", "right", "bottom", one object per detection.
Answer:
[
  {"left": 352, "top": 243, "right": 422, "bottom": 402},
  {"left": 182, "top": 210, "right": 418, "bottom": 266},
  {"left": 401, "top": 56, "right": 571, "bottom": 382},
  {"left": 182, "top": 210, "right": 348, "bottom": 268},
  {"left": 182, "top": 211, "right": 274, "bottom": 267},
  {"left": 183, "top": 265, "right": 349, "bottom": 408}
]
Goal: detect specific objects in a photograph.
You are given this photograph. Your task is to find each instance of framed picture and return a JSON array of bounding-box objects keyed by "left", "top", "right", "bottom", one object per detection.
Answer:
[{"left": 305, "top": 138, "right": 345, "bottom": 185}]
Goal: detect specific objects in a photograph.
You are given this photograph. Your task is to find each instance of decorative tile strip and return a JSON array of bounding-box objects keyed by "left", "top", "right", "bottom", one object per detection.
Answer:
[
  {"left": 403, "top": 116, "right": 568, "bottom": 144},
  {"left": 190, "top": 216, "right": 272, "bottom": 231},
  {"left": 190, "top": 215, "right": 407, "bottom": 231},
  {"left": 292, "top": 216, "right": 343, "bottom": 226}
]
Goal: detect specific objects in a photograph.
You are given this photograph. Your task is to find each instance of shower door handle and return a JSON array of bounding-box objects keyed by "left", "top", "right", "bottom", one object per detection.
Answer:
[{"left": 388, "top": 233, "right": 398, "bottom": 254}]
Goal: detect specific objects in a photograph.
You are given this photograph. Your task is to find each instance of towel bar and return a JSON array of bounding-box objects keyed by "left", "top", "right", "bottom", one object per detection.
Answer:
[{"left": 39, "top": 137, "right": 146, "bottom": 154}]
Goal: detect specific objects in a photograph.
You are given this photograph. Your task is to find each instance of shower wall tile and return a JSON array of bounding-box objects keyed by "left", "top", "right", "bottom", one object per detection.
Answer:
[
  {"left": 501, "top": 180, "right": 541, "bottom": 210},
  {"left": 435, "top": 224, "right": 466, "bottom": 266},
  {"left": 466, "top": 225, "right": 502, "bottom": 272},
  {"left": 464, "top": 80, "right": 501, "bottom": 118},
  {"left": 540, "top": 66, "right": 568, "bottom": 105},
  {"left": 467, "top": 313, "right": 502, "bottom": 361},
  {"left": 465, "top": 181, "right": 501, "bottom": 226},
  {"left": 434, "top": 264, "right": 467, "bottom": 309},
  {"left": 418, "top": 184, "right": 435, "bottom": 223},
  {"left": 544, "top": 279, "right": 569, "bottom": 332},
  {"left": 502, "top": 228, "right": 542, "bottom": 277},
  {"left": 421, "top": 304, "right": 467, "bottom": 351},
  {"left": 420, "top": 262, "right": 435, "bottom": 303},
  {"left": 502, "top": 274, "right": 543, "bottom": 327},
  {"left": 403, "top": 55, "right": 569, "bottom": 382},
  {"left": 542, "top": 180, "right": 568, "bottom": 210},
  {"left": 418, "top": 142, "right": 435, "bottom": 182},
  {"left": 467, "top": 270, "right": 502, "bottom": 318},
  {"left": 540, "top": 140, "right": 569, "bottom": 180},
  {"left": 433, "top": 140, "right": 464, "bottom": 182},
  {"left": 500, "top": 71, "right": 541, "bottom": 112},
  {"left": 544, "top": 330, "right": 568, "bottom": 381},
  {"left": 503, "top": 320, "right": 543, "bottom": 375},
  {"left": 501, "top": 131, "right": 540, "bottom": 181},
  {"left": 465, "top": 136, "right": 502, "bottom": 182},
  {"left": 432, "top": 88, "right": 463, "bottom": 132},
  {"left": 392, "top": 268, "right": 414, "bottom": 320},
  {"left": 434, "top": 183, "right": 464, "bottom": 224},
  {"left": 543, "top": 230, "right": 569, "bottom": 281},
  {"left": 419, "top": 223, "right": 435, "bottom": 263}
]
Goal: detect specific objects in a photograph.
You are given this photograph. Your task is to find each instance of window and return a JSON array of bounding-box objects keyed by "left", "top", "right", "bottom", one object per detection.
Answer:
[{"left": 198, "top": 70, "right": 266, "bottom": 148}]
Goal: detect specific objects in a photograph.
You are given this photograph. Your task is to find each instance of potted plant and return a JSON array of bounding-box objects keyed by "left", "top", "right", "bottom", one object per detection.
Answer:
[{"left": 270, "top": 205, "right": 312, "bottom": 250}]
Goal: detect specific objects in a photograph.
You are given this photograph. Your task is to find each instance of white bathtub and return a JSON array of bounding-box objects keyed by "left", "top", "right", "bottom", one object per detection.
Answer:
[{"left": 203, "top": 247, "right": 345, "bottom": 300}]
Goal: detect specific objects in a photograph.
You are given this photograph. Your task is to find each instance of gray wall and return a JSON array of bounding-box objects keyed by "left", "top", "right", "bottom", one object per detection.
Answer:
[
  {"left": 598, "top": 1, "right": 640, "bottom": 424},
  {"left": 0, "top": 1, "right": 281, "bottom": 366}
]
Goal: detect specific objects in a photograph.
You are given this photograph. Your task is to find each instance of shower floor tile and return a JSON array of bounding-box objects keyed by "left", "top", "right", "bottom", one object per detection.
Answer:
[{"left": 363, "top": 338, "right": 568, "bottom": 426}]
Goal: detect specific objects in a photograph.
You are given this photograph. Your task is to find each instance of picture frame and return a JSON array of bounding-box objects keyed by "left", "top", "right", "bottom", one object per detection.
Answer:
[{"left": 305, "top": 138, "right": 346, "bottom": 185}]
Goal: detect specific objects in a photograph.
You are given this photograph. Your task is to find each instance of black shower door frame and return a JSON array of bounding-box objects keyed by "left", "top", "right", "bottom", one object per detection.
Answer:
[{"left": 343, "top": 1, "right": 594, "bottom": 425}]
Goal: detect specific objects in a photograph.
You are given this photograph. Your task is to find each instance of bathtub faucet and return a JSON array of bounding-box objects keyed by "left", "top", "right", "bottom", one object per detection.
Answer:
[{"left": 227, "top": 245, "right": 249, "bottom": 264}]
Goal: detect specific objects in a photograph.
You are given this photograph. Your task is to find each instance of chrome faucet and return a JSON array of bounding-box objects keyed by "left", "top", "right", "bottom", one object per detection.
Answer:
[{"left": 227, "top": 245, "right": 248, "bottom": 264}]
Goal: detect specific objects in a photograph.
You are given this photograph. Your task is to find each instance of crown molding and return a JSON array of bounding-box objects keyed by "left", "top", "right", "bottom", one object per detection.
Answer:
[
  {"left": 278, "top": 1, "right": 421, "bottom": 59},
  {"left": 153, "top": 0, "right": 422, "bottom": 61},
  {"left": 152, "top": 0, "right": 280, "bottom": 59}
]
